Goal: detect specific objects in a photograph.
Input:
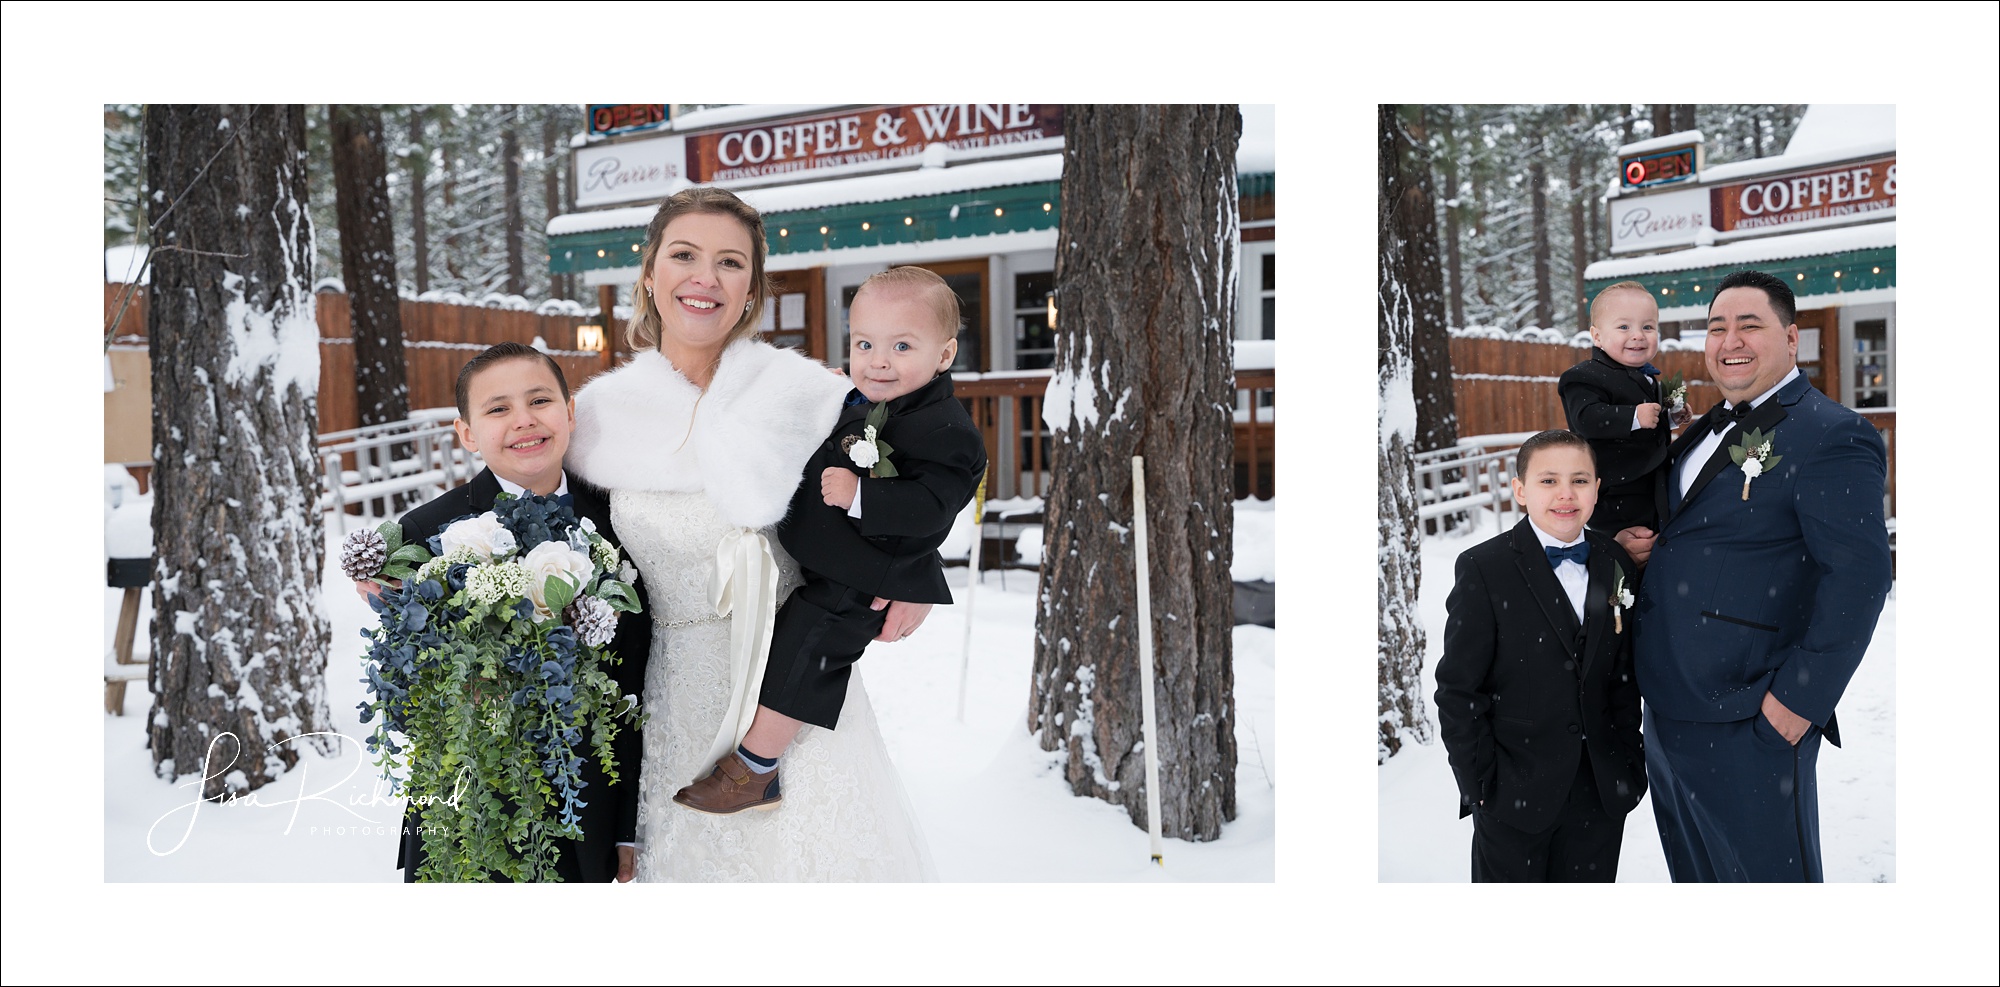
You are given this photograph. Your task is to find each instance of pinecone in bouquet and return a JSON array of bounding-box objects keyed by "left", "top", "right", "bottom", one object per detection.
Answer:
[
  {"left": 566, "top": 595, "right": 619, "bottom": 648},
  {"left": 341, "top": 528, "right": 389, "bottom": 581},
  {"left": 343, "top": 521, "right": 433, "bottom": 585}
]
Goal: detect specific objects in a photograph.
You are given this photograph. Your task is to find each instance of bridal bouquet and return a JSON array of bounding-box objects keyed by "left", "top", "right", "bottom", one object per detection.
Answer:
[{"left": 346, "top": 493, "right": 643, "bottom": 882}]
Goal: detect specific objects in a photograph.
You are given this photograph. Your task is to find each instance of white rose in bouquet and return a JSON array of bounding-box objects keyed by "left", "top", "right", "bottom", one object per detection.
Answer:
[
  {"left": 440, "top": 512, "right": 514, "bottom": 562},
  {"left": 522, "top": 539, "right": 597, "bottom": 621}
]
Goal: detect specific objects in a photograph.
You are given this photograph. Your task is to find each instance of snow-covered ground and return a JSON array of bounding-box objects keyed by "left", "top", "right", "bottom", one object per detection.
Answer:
[
  {"left": 101, "top": 502, "right": 1274, "bottom": 884},
  {"left": 1379, "top": 510, "right": 1897, "bottom": 882}
]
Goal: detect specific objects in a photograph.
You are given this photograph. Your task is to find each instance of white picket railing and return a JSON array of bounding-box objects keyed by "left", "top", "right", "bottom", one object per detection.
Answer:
[
  {"left": 318, "top": 409, "right": 479, "bottom": 532},
  {"left": 1411, "top": 434, "right": 1533, "bottom": 537}
]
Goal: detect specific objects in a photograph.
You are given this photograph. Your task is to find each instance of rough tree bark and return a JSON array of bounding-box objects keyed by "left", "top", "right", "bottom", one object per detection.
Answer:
[
  {"left": 331, "top": 104, "right": 411, "bottom": 429},
  {"left": 503, "top": 105, "right": 524, "bottom": 297},
  {"left": 1530, "top": 154, "right": 1553, "bottom": 328},
  {"left": 1377, "top": 105, "right": 1430, "bottom": 761},
  {"left": 1031, "top": 105, "right": 1239, "bottom": 841},
  {"left": 145, "top": 103, "right": 334, "bottom": 798},
  {"left": 406, "top": 110, "right": 430, "bottom": 295},
  {"left": 1396, "top": 106, "right": 1458, "bottom": 454}
]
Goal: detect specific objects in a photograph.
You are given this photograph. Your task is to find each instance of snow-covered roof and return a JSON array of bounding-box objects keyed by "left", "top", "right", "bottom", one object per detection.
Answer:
[
  {"left": 105, "top": 244, "right": 149, "bottom": 284},
  {"left": 1616, "top": 129, "right": 1704, "bottom": 156},
  {"left": 1585, "top": 220, "right": 1895, "bottom": 279},
  {"left": 1240, "top": 104, "right": 1274, "bottom": 173},
  {"left": 551, "top": 104, "right": 1275, "bottom": 237},
  {"left": 1784, "top": 104, "right": 1895, "bottom": 157},
  {"left": 1699, "top": 105, "right": 1895, "bottom": 184}
]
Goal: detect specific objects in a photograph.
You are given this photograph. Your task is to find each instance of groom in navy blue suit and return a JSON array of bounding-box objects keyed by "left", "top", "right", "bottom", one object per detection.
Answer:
[{"left": 1626, "top": 270, "right": 1892, "bottom": 882}]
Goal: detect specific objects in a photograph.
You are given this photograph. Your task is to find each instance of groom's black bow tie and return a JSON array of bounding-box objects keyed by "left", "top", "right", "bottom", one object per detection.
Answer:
[
  {"left": 1709, "top": 401, "right": 1755, "bottom": 434},
  {"left": 1545, "top": 543, "right": 1590, "bottom": 567}
]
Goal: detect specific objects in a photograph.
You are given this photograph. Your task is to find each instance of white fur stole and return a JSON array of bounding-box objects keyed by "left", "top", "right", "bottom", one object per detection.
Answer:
[{"left": 567, "top": 341, "right": 849, "bottom": 529}]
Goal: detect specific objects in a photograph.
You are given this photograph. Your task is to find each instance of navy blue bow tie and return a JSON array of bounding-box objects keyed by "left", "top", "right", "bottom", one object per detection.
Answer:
[
  {"left": 844, "top": 389, "right": 870, "bottom": 408},
  {"left": 1545, "top": 542, "right": 1589, "bottom": 567},
  {"left": 555, "top": 492, "right": 574, "bottom": 507},
  {"left": 1640, "top": 362, "right": 1662, "bottom": 377}
]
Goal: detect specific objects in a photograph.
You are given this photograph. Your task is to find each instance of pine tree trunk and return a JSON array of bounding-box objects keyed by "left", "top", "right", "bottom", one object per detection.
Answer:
[
  {"left": 145, "top": 103, "right": 334, "bottom": 798},
  {"left": 1441, "top": 107, "right": 1466, "bottom": 331},
  {"left": 543, "top": 106, "right": 564, "bottom": 301},
  {"left": 1531, "top": 156, "right": 1553, "bottom": 328},
  {"left": 1395, "top": 106, "right": 1457, "bottom": 454},
  {"left": 1651, "top": 104, "right": 1672, "bottom": 137},
  {"left": 331, "top": 104, "right": 411, "bottom": 429},
  {"left": 1675, "top": 104, "right": 1697, "bottom": 134},
  {"left": 1569, "top": 149, "right": 1587, "bottom": 330},
  {"left": 1030, "top": 104, "right": 1239, "bottom": 841},
  {"left": 503, "top": 105, "right": 524, "bottom": 297},
  {"left": 407, "top": 110, "right": 430, "bottom": 295},
  {"left": 1377, "top": 104, "right": 1430, "bottom": 762}
]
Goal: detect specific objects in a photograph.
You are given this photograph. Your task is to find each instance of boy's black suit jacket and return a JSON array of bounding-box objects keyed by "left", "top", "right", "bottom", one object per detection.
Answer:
[
  {"left": 390, "top": 468, "right": 652, "bottom": 882},
  {"left": 776, "top": 373, "right": 987, "bottom": 604},
  {"left": 1558, "top": 346, "right": 1672, "bottom": 492},
  {"left": 1433, "top": 520, "right": 1648, "bottom": 834}
]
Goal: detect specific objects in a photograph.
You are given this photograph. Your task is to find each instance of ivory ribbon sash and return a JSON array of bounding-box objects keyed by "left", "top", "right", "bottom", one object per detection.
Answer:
[{"left": 702, "top": 527, "right": 781, "bottom": 768}]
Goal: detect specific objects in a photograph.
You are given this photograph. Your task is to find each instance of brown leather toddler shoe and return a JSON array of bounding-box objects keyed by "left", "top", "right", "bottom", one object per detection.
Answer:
[{"left": 672, "top": 752, "right": 782, "bottom": 814}]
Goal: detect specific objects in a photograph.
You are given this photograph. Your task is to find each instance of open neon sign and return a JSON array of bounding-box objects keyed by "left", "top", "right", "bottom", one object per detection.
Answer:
[{"left": 1621, "top": 147, "right": 1697, "bottom": 189}]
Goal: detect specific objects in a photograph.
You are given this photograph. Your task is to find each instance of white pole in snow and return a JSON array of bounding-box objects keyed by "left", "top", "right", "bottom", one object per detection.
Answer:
[
  {"left": 956, "top": 476, "right": 987, "bottom": 724},
  {"left": 956, "top": 500, "right": 979, "bottom": 723},
  {"left": 1132, "top": 455, "right": 1165, "bottom": 865}
]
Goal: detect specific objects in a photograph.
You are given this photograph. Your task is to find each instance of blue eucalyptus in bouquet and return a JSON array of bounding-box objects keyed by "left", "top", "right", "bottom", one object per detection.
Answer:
[{"left": 344, "top": 493, "right": 643, "bottom": 882}]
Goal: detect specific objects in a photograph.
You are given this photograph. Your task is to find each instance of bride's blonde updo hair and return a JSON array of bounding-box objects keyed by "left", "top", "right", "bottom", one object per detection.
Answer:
[{"left": 625, "top": 186, "right": 772, "bottom": 352}]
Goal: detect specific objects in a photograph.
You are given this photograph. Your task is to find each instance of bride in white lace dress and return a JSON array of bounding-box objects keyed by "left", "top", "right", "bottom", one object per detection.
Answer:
[{"left": 567, "top": 188, "right": 935, "bottom": 881}]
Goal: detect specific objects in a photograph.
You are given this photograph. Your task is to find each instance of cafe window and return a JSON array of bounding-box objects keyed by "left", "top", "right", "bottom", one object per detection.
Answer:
[{"left": 1013, "top": 270, "right": 1055, "bottom": 370}]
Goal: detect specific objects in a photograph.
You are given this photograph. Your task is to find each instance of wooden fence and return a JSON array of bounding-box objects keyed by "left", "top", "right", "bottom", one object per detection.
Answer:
[
  {"left": 955, "top": 368, "right": 1275, "bottom": 502},
  {"left": 104, "top": 283, "right": 622, "bottom": 436},
  {"left": 1448, "top": 336, "right": 1716, "bottom": 438}
]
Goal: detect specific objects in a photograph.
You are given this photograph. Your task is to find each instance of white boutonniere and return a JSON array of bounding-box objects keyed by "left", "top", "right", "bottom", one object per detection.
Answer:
[
  {"left": 838, "top": 403, "right": 900, "bottom": 478},
  {"left": 1728, "top": 426, "right": 1783, "bottom": 500},
  {"left": 1609, "top": 563, "right": 1634, "bottom": 634}
]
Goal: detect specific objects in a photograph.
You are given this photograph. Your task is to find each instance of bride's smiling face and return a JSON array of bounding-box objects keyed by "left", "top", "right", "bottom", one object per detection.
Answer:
[{"left": 645, "top": 211, "right": 755, "bottom": 358}]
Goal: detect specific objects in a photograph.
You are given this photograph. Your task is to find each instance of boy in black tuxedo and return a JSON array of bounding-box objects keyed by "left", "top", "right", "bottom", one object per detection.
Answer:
[
  {"left": 673, "top": 267, "right": 986, "bottom": 814},
  {"left": 1558, "top": 281, "right": 1675, "bottom": 536},
  {"left": 1434, "top": 430, "right": 1647, "bottom": 882},
  {"left": 360, "top": 342, "right": 650, "bottom": 882}
]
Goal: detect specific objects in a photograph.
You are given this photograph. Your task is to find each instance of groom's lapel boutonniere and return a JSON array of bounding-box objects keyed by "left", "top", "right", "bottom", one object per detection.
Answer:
[
  {"left": 1728, "top": 426, "right": 1782, "bottom": 500},
  {"left": 1609, "top": 562, "right": 1634, "bottom": 634},
  {"left": 840, "top": 402, "right": 900, "bottom": 478}
]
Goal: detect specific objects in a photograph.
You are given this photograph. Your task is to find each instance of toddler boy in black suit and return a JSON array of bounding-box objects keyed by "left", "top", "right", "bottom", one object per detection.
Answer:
[
  {"left": 673, "top": 267, "right": 986, "bottom": 814},
  {"left": 1558, "top": 280, "right": 1677, "bottom": 535},
  {"left": 1434, "top": 430, "right": 1648, "bottom": 882}
]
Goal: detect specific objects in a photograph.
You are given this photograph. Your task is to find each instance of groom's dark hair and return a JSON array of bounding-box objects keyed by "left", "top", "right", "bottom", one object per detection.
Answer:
[
  {"left": 1711, "top": 270, "right": 1797, "bottom": 326},
  {"left": 455, "top": 342, "right": 572, "bottom": 417}
]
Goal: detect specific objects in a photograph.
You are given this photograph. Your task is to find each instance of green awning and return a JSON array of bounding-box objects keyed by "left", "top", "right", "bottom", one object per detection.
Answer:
[
  {"left": 1585, "top": 245, "right": 1896, "bottom": 307},
  {"left": 548, "top": 172, "right": 1277, "bottom": 275}
]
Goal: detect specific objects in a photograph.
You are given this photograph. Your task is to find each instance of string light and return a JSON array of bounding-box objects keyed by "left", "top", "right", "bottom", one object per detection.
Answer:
[
  {"left": 994, "top": 207, "right": 1004, "bottom": 217},
  {"left": 596, "top": 249, "right": 606, "bottom": 258},
  {"left": 819, "top": 225, "right": 828, "bottom": 235},
  {"left": 1833, "top": 270, "right": 1842, "bottom": 278},
  {"left": 861, "top": 221, "right": 871, "bottom": 231},
  {"left": 778, "top": 228, "right": 788, "bottom": 237},
  {"left": 630, "top": 244, "right": 639, "bottom": 252},
  {"left": 1796, "top": 273, "right": 1805, "bottom": 281},
  {"left": 1872, "top": 266, "right": 1881, "bottom": 274},
  {"left": 904, "top": 216, "right": 914, "bottom": 226},
  {"left": 1043, "top": 202, "right": 1052, "bottom": 212}
]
